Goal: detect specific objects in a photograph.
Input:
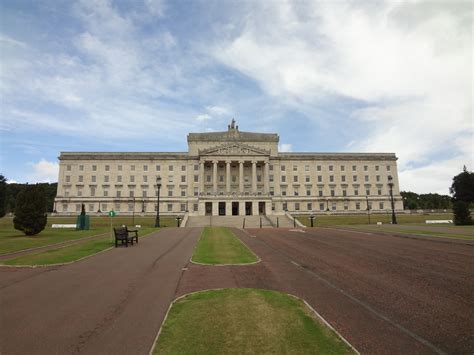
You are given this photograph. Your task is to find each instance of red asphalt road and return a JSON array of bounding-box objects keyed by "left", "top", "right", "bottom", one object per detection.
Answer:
[
  {"left": 177, "top": 227, "right": 474, "bottom": 354},
  {"left": 0, "top": 228, "right": 201, "bottom": 355}
]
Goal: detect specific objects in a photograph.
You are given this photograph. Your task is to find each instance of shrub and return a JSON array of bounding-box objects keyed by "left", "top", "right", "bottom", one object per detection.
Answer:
[
  {"left": 13, "top": 185, "right": 47, "bottom": 235},
  {"left": 452, "top": 201, "right": 472, "bottom": 226}
]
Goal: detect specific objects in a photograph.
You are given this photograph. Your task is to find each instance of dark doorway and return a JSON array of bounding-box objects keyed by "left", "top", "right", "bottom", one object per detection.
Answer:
[
  {"left": 205, "top": 202, "right": 212, "bottom": 216},
  {"left": 232, "top": 202, "right": 239, "bottom": 216},
  {"left": 218, "top": 202, "right": 226, "bottom": 216},
  {"left": 259, "top": 202, "right": 265, "bottom": 215},
  {"left": 245, "top": 202, "right": 252, "bottom": 216}
]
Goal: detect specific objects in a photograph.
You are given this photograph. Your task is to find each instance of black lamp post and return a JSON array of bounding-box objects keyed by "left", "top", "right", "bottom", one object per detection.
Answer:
[
  {"left": 97, "top": 201, "right": 101, "bottom": 213},
  {"left": 366, "top": 195, "right": 371, "bottom": 224},
  {"left": 388, "top": 175, "right": 397, "bottom": 224},
  {"left": 132, "top": 197, "right": 136, "bottom": 226},
  {"left": 155, "top": 176, "right": 162, "bottom": 227},
  {"left": 326, "top": 199, "right": 330, "bottom": 212},
  {"left": 309, "top": 212, "right": 315, "bottom": 227},
  {"left": 141, "top": 199, "right": 145, "bottom": 213}
]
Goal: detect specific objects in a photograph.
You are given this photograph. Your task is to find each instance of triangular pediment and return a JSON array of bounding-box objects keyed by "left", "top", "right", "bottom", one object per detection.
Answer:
[{"left": 199, "top": 143, "right": 270, "bottom": 156}]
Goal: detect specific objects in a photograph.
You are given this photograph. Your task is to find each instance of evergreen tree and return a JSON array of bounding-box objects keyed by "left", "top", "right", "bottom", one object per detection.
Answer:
[
  {"left": 13, "top": 185, "right": 47, "bottom": 235},
  {"left": 450, "top": 166, "right": 474, "bottom": 225},
  {"left": 0, "top": 175, "right": 6, "bottom": 218}
]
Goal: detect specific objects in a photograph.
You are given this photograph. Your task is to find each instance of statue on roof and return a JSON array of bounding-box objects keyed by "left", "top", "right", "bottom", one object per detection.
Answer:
[{"left": 228, "top": 118, "right": 238, "bottom": 131}]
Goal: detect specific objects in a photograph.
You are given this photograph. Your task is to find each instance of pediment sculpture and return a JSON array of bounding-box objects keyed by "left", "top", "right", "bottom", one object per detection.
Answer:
[{"left": 199, "top": 143, "right": 270, "bottom": 156}]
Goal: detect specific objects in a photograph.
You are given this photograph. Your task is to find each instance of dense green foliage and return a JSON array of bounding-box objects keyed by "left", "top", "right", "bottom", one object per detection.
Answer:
[
  {"left": 0, "top": 175, "right": 6, "bottom": 218},
  {"left": 450, "top": 167, "right": 473, "bottom": 225},
  {"left": 13, "top": 185, "right": 48, "bottom": 235},
  {"left": 400, "top": 191, "right": 452, "bottom": 210},
  {"left": 4, "top": 180, "right": 57, "bottom": 213}
]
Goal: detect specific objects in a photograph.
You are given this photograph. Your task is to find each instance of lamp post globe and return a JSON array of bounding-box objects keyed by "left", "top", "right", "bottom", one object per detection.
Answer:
[
  {"left": 388, "top": 175, "right": 397, "bottom": 224},
  {"left": 155, "top": 176, "right": 162, "bottom": 227}
]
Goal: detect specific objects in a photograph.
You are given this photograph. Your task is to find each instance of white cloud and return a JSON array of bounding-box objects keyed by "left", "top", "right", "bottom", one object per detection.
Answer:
[
  {"left": 205, "top": 105, "right": 229, "bottom": 116},
  {"left": 278, "top": 143, "right": 292, "bottom": 152},
  {"left": 0, "top": 34, "right": 26, "bottom": 48},
  {"left": 196, "top": 114, "right": 212, "bottom": 121},
  {"left": 212, "top": 1, "right": 472, "bottom": 193},
  {"left": 29, "top": 159, "right": 59, "bottom": 183}
]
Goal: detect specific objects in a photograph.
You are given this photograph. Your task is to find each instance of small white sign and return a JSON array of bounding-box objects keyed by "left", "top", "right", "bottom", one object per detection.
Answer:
[
  {"left": 377, "top": 222, "right": 382, "bottom": 225},
  {"left": 135, "top": 225, "right": 141, "bottom": 228},
  {"left": 52, "top": 224, "right": 77, "bottom": 228}
]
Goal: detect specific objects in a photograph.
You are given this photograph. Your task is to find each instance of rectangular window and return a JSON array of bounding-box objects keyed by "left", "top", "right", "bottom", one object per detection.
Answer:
[
  {"left": 378, "top": 189, "right": 382, "bottom": 195},
  {"left": 91, "top": 175, "right": 96, "bottom": 183},
  {"left": 129, "top": 191, "right": 134, "bottom": 197},
  {"left": 305, "top": 165, "right": 309, "bottom": 171},
  {"left": 329, "top": 165, "right": 333, "bottom": 171},
  {"left": 269, "top": 164, "right": 274, "bottom": 171},
  {"left": 379, "top": 202, "right": 384, "bottom": 209},
  {"left": 341, "top": 175, "right": 346, "bottom": 182},
  {"left": 293, "top": 175, "right": 298, "bottom": 183},
  {"left": 365, "top": 175, "right": 369, "bottom": 182},
  {"left": 181, "top": 165, "right": 186, "bottom": 171},
  {"left": 306, "top": 189, "right": 311, "bottom": 196},
  {"left": 317, "top": 175, "right": 322, "bottom": 182},
  {"left": 66, "top": 176, "right": 71, "bottom": 183},
  {"left": 79, "top": 165, "right": 84, "bottom": 171},
  {"left": 331, "top": 189, "right": 335, "bottom": 197},
  {"left": 169, "top": 165, "right": 173, "bottom": 171},
  {"left": 194, "top": 175, "right": 198, "bottom": 182},
  {"left": 118, "top": 165, "right": 122, "bottom": 171},
  {"left": 142, "top": 190, "right": 147, "bottom": 197},
  {"left": 342, "top": 189, "right": 347, "bottom": 197},
  {"left": 281, "top": 176, "right": 286, "bottom": 183},
  {"left": 293, "top": 165, "right": 298, "bottom": 171},
  {"left": 128, "top": 204, "right": 134, "bottom": 212},
  {"left": 340, "top": 165, "right": 345, "bottom": 171},
  {"left": 181, "top": 189, "right": 186, "bottom": 197},
  {"left": 180, "top": 203, "right": 186, "bottom": 212},
  {"left": 194, "top": 203, "right": 198, "bottom": 212},
  {"left": 376, "top": 175, "right": 380, "bottom": 182},
  {"left": 181, "top": 175, "right": 186, "bottom": 183},
  {"left": 282, "top": 190, "right": 287, "bottom": 196},
  {"left": 117, "top": 191, "right": 121, "bottom": 197},
  {"left": 319, "top": 190, "right": 323, "bottom": 197},
  {"left": 305, "top": 175, "right": 310, "bottom": 182},
  {"left": 270, "top": 187, "right": 274, "bottom": 196},
  {"left": 356, "top": 202, "right": 360, "bottom": 210},
  {"left": 352, "top": 165, "right": 357, "bottom": 171},
  {"left": 92, "top": 165, "right": 97, "bottom": 171},
  {"left": 366, "top": 189, "right": 370, "bottom": 195},
  {"left": 319, "top": 203, "right": 325, "bottom": 211},
  {"left": 66, "top": 165, "right": 71, "bottom": 171},
  {"left": 130, "top": 176, "right": 135, "bottom": 183},
  {"left": 283, "top": 202, "right": 288, "bottom": 211},
  {"left": 206, "top": 175, "right": 211, "bottom": 182},
  {"left": 131, "top": 165, "right": 135, "bottom": 171},
  {"left": 103, "top": 190, "right": 108, "bottom": 197},
  {"left": 281, "top": 165, "right": 286, "bottom": 171},
  {"left": 167, "top": 204, "right": 173, "bottom": 212},
  {"left": 317, "top": 165, "right": 321, "bottom": 171},
  {"left": 156, "top": 165, "right": 161, "bottom": 171},
  {"left": 375, "top": 165, "right": 379, "bottom": 171},
  {"left": 143, "top": 175, "right": 148, "bottom": 183},
  {"left": 332, "top": 203, "right": 336, "bottom": 211},
  {"left": 117, "top": 175, "right": 122, "bottom": 183},
  {"left": 353, "top": 175, "right": 357, "bottom": 182},
  {"left": 307, "top": 203, "right": 312, "bottom": 211},
  {"left": 168, "top": 190, "right": 173, "bottom": 197},
  {"left": 168, "top": 176, "right": 173, "bottom": 183},
  {"left": 354, "top": 189, "right": 359, "bottom": 196},
  {"left": 194, "top": 164, "right": 199, "bottom": 171},
  {"left": 78, "top": 175, "right": 83, "bottom": 183},
  {"left": 295, "top": 203, "right": 300, "bottom": 211},
  {"left": 294, "top": 189, "right": 299, "bottom": 196},
  {"left": 329, "top": 175, "right": 334, "bottom": 182},
  {"left": 105, "top": 165, "right": 110, "bottom": 171},
  {"left": 269, "top": 175, "right": 274, "bottom": 182},
  {"left": 219, "top": 175, "right": 224, "bottom": 182},
  {"left": 143, "top": 165, "right": 148, "bottom": 171},
  {"left": 364, "top": 165, "right": 368, "bottom": 171},
  {"left": 90, "top": 188, "right": 95, "bottom": 196},
  {"left": 387, "top": 165, "right": 391, "bottom": 171}
]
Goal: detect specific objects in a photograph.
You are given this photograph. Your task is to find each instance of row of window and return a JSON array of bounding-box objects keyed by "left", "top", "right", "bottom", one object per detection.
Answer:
[
  {"left": 65, "top": 163, "right": 393, "bottom": 173},
  {"left": 62, "top": 200, "right": 388, "bottom": 213}
]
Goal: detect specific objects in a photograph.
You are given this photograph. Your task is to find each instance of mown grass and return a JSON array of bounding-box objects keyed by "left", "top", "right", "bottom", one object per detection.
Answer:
[
  {"left": 192, "top": 227, "right": 258, "bottom": 265},
  {"left": 0, "top": 216, "right": 175, "bottom": 255},
  {"left": 2, "top": 228, "right": 157, "bottom": 266},
  {"left": 296, "top": 213, "right": 453, "bottom": 227},
  {"left": 154, "top": 288, "right": 354, "bottom": 355}
]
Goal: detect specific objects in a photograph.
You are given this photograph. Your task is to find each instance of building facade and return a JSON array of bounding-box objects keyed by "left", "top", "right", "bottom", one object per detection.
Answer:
[{"left": 54, "top": 121, "right": 403, "bottom": 216}]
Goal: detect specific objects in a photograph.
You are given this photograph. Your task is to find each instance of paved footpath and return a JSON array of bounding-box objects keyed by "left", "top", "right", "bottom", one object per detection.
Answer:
[
  {"left": 0, "top": 227, "right": 201, "bottom": 355},
  {"left": 177, "top": 227, "right": 474, "bottom": 354}
]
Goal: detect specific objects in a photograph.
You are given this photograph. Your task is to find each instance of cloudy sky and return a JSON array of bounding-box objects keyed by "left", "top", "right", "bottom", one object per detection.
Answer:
[{"left": 0, "top": 0, "right": 472, "bottom": 194}]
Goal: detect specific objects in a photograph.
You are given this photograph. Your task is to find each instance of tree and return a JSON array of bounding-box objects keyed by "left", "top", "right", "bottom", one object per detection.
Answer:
[
  {"left": 13, "top": 185, "right": 47, "bottom": 235},
  {"left": 450, "top": 166, "right": 474, "bottom": 226},
  {"left": 0, "top": 175, "right": 6, "bottom": 218}
]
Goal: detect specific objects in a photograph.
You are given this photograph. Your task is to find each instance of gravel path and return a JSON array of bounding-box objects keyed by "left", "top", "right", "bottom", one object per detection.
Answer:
[
  {"left": 177, "top": 227, "right": 474, "bottom": 354},
  {"left": 0, "top": 227, "right": 201, "bottom": 355}
]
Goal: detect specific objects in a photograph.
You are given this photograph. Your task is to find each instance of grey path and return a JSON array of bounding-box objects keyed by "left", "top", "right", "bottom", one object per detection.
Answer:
[{"left": 0, "top": 227, "right": 201, "bottom": 355}]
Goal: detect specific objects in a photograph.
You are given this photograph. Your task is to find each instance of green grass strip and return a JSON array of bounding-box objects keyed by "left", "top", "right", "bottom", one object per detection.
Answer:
[
  {"left": 3, "top": 228, "right": 158, "bottom": 266},
  {"left": 192, "top": 227, "right": 258, "bottom": 265},
  {"left": 154, "top": 288, "right": 354, "bottom": 354}
]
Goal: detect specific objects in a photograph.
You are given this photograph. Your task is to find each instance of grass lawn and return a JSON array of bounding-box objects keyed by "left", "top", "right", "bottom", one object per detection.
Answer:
[
  {"left": 192, "top": 227, "right": 258, "bottom": 265},
  {"left": 0, "top": 216, "right": 175, "bottom": 255},
  {"left": 154, "top": 288, "right": 354, "bottom": 354},
  {"left": 2, "top": 228, "right": 157, "bottom": 266},
  {"left": 296, "top": 213, "right": 454, "bottom": 227}
]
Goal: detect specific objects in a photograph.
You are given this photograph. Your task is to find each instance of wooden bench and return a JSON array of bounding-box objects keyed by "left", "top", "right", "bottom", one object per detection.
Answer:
[{"left": 113, "top": 227, "right": 139, "bottom": 247}]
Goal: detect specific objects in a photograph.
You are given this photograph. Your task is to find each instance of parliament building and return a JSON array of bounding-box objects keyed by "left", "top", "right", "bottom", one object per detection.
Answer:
[{"left": 54, "top": 120, "right": 403, "bottom": 216}]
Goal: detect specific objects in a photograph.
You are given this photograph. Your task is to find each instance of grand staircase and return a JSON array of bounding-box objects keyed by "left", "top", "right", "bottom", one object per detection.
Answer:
[{"left": 185, "top": 215, "right": 294, "bottom": 228}]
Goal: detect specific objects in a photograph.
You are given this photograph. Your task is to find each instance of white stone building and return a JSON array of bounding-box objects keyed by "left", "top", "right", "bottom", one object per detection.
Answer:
[{"left": 54, "top": 121, "right": 403, "bottom": 216}]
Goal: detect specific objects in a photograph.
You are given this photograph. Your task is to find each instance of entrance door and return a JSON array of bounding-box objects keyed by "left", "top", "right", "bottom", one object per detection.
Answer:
[
  {"left": 245, "top": 202, "right": 252, "bottom": 216},
  {"left": 259, "top": 202, "right": 265, "bottom": 215},
  {"left": 205, "top": 202, "right": 212, "bottom": 216},
  {"left": 218, "top": 202, "right": 226, "bottom": 216},
  {"left": 232, "top": 202, "right": 239, "bottom": 216}
]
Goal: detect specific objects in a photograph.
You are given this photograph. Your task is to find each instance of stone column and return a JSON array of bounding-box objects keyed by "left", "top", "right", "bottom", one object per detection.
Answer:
[
  {"left": 226, "top": 160, "right": 231, "bottom": 194},
  {"left": 199, "top": 161, "right": 205, "bottom": 194},
  {"left": 239, "top": 161, "right": 244, "bottom": 194},
  {"left": 212, "top": 160, "right": 218, "bottom": 194},
  {"left": 264, "top": 161, "right": 269, "bottom": 194},
  {"left": 251, "top": 160, "right": 257, "bottom": 194}
]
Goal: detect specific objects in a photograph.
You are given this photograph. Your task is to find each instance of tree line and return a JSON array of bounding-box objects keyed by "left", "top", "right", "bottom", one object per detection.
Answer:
[{"left": 400, "top": 191, "right": 452, "bottom": 210}]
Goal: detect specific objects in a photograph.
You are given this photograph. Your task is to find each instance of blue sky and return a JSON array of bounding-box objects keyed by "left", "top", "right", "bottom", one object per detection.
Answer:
[{"left": 0, "top": 0, "right": 472, "bottom": 194}]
